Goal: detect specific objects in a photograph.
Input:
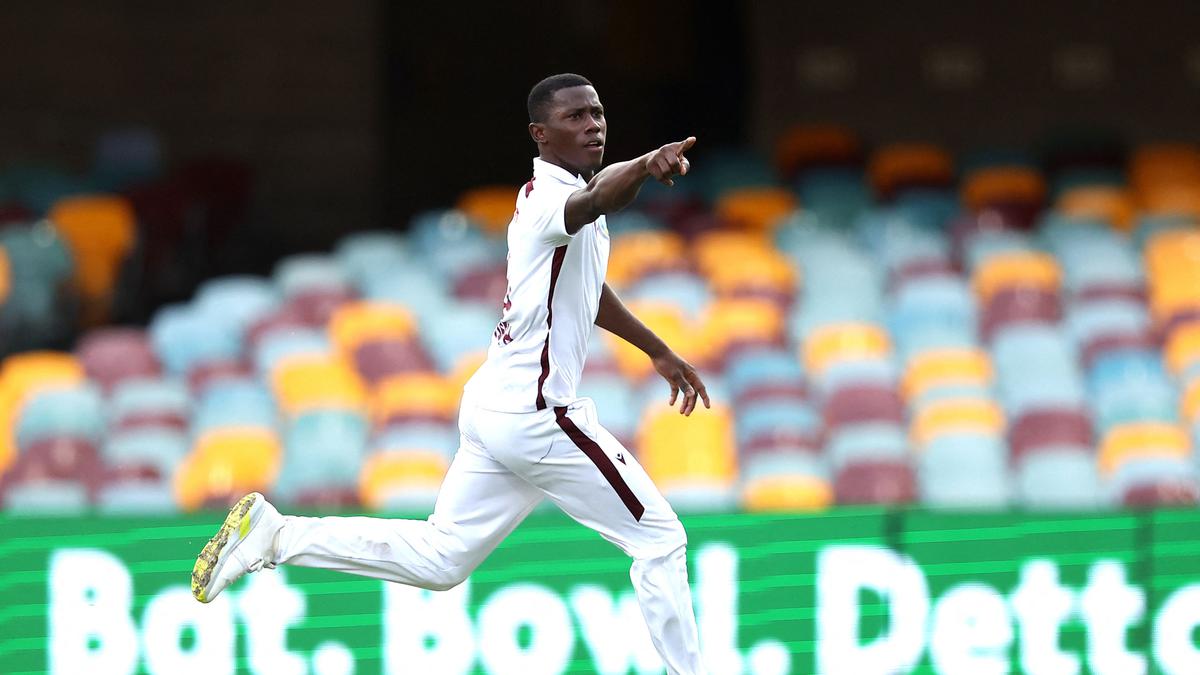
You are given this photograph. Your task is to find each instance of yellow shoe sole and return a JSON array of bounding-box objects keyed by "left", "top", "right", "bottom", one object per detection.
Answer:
[{"left": 191, "top": 492, "right": 259, "bottom": 603}]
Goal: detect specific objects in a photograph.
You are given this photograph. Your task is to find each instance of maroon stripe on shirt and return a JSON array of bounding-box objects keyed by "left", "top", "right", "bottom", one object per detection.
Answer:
[
  {"left": 554, "top": 406, "right": 645, "bottom": 521},
  {"left": 535, "top": 245, "right": 569, "bottom": 410}
]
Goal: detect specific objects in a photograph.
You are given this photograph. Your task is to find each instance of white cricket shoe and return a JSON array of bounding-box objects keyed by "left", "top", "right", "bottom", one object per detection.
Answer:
[{"left": 191, "top": 492, "right": 283, "bottom": 603}]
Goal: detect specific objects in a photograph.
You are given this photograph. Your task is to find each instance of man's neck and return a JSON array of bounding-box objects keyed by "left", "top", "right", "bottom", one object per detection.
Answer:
[{"left": 538, "top": 153, "right": 593, "bottom": 181}]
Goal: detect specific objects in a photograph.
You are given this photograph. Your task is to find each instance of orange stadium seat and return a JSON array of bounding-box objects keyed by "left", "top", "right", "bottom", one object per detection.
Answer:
[
  {"left": 774, "top": 123, "right": 861, "bottom": 177},
  {"left": 606, "top": 231, "right": 689, "bottom": 287},
  {"left": 1165, "top": 323, "right": 1200, "bottom": 376},
  {"left": 961, "top": 166, "right": 1046, "bottom": 211},
  {"left": 449, "top": 350, "right": 487, "bottom": 395},
  {"left": 1130, "top": 143, "right": 1200, "bottom": 192},
  {"left": 911, "top": 398, "right": 1005, "bottom": 449},
  {"left": 0, "top": 351, "right": 86, "bottom": 404},
  {"left": 359, "top": 450, "right": 449, "bottom": 511},
  {"left": 698, "top": 299, "right": 786, "bottom": 362},
  {"left": 714, "top": 187, "right": 797, "bottom": 234},
  {"left": 0, "top": 380, "right": 16, "bottom": 477},
  {"left": 0, "top": 247, "right": 9, "bottom": 305},
  {"left": 972, "top": 252, "right": 1061, "bottom": 304},
  {"left": 175, "top": 427, "right": 282, "bottom": 511},
  {"left": 328, "top": 301, "right": 417, "bottom": 357},
  {"left": 637, "top": 403, "right": 737, "bottom": 492},
  {"left": 803, "top": 322, "right": 891, "bottom": 377},
  {"left": 902, "top": 348, "right": 994, "bottom": 402},
  {"left": 1144, "top": 230, "right": 1200, "bottom": 322},
  {"left": 742, "top": 475, "right": 833, "bottom": 511},
  {"left": 1098, "top": 422, "right": 1190, "bottom": 475},
  {"left": 371, "top": 372, "right": 459, "bottom": 425},
  {"left": 1057, "top": 186, "right": 1136, "bottom": 231},
  {"left": 272, "top": 357, "right": 367, "bottom": 416},
  {"left": 47, "top": 194, "right": 137, "bottom": 321},
  {"left": 1181, "top": 378, "right": 1200, "bottom": 424},
  {"left": 457, "top": 185, "right": 519, "bottom": 236},
  {"left": 690, "top": 229, "right": 775, "bottom": 276},
  {"left": 868, "top": 143, "right": 954, "bottom": 198},
  {"left": 1140, "top": 184, "right": 1200, "bottom": 219},
  {"left": 606, "top": 302, "right": 700, "bottom": 379}
]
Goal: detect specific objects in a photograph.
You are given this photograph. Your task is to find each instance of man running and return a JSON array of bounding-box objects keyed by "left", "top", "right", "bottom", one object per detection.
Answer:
[{"left": 192, "top": 72, "right": 710, "bottom": 674}]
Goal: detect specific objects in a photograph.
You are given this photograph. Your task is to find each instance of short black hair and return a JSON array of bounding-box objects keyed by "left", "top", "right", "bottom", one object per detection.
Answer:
[{"left": 527, "top": 73, "right": 593, "bottom": 123}]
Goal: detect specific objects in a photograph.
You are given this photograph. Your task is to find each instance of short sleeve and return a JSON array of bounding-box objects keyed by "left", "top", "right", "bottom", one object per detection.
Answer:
[{"left": 519, "top": 183, "right": 578, "bottom": 245}]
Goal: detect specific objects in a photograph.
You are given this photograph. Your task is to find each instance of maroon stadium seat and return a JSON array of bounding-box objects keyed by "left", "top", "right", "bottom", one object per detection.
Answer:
[
  {"left": 76, "top": 327, "right": 160, "bottom": 391},
  {"left": 980, "top": 287, "right": 1062, "bottom": 341},
  {"left": 834, "top": 461, "right": 916, "bottom": 505},
  {"left": 1008, "top": 408, "right": 1093, "bottom": 461},
  {"left": 1123, "top": 481, "right": 1199, "bottom": 508},
  {"left": 1081, "top": 330, "right": 1159, "bottom": 371},
  {"left": 735, "top": 382, "right": 809, "bottom": 409},
  {"left": 1073, "top": 282, "right": 1146, "bottom": 305},
  {"left": 453, "top": 261, "right": 509, "bottom": 305},
  {"left": 187, "top": 359, "right": 253, "bottom": 393},
  {"left": 742, "top": 433, "right": 823, "bottom": 459},
  {"left": 891, "top": 257, "right": 957, "bottom": 288},
  {"left": 246, "top": 306, "right": 310, "bottom": 348},
  {"left": 823, "top": 385, "right": 904, "bottom": 430},
  {"left": 289, "top": 288, "right": 357, "bottom": 326},
  {"left": 353, "top": 338, "right": 435, "bottom": 387},
  {"left": 1, "top": 437, "right": 103, "bottom": 497}
]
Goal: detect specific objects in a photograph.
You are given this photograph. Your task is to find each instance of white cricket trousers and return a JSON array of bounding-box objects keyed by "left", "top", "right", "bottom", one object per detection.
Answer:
[{"left": 273, "top": 394, "right": 708, "bottom": 674}]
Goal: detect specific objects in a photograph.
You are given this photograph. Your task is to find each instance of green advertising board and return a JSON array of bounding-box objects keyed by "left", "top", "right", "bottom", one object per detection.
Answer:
[{"left": 1, "top": 508, "right": 1199, "bottom": 674}]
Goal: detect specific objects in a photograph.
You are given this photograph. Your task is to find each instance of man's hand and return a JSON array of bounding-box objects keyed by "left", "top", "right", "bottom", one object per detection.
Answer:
[
  {"left": 645, "top": 136, "right": 696, "bottom": 187},
  {"left": 651, "top": 350, "right": 710, "bottom": 416}
]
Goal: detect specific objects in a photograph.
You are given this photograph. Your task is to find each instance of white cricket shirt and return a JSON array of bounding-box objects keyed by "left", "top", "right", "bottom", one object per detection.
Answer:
[{"left": 464, "top": 157, "right": 610, "bottom": 412}]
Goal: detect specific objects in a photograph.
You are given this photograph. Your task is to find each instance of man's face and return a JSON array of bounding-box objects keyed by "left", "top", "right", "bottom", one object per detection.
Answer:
[{"left": 535, "top": 85, "right": 606, "bottom": 174}]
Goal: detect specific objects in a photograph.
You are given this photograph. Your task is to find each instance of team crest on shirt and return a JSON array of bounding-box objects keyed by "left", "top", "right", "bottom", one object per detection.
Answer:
[{"left": 493, "top": 320, "right": 513, "bottom": 346}]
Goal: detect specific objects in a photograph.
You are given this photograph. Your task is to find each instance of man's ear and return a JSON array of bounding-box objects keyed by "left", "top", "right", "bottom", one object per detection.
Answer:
[{"left": 528, "top": 122, "right": 546, "bottom": 144}]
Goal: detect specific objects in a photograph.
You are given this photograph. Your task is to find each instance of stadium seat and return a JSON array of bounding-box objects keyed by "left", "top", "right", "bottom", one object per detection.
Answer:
[
  {"left": 194, "top": 275, "right": 281, "bottom": 341},
  {"left": 803, "top": 322, "right": 891, "bottom": 379},
  {"left": 149, "top": 304, "right": 241, "bottom": 375},
  {"left": 457, "top": 185, "right": 519, "bottom": 236},
  {"left": 47, "top": 194, "right": 137, "bottom": 321},
  {"left": 638, "top": 404, "right": 737, "bottom": 499},
  {"left": 918, "top": 432, "right": 1010, "bottom": 507},
  {"left": 328, "top": 301, "right": 418, "bottom": 358},
  {"left": 254, "top": 328, "right": 331, "bottom": 375},
  {"left": 1008, "top": 408, "right": 1093, "bottom": 461},
  {"left": 275, "top": 410, "right": 370, "bottom": 502},
  {"left": 175, "top": 427, "right": 282, "bottom": 511},
  {"left": 15, "top": 384, "right": 105, "bottom": 450},
  {"left": 334, "top": 230, "right": 409, "bottom": 289},
  {"left": 103, "top": 427, "right": 188, "bottom": 478},
  {"left": 1016, "top": 447, "right": 1100, "bottom": 508},
  {"left": 868, "top": 143, "right": 954, "bottom": 199},
  {"left": 606, "top": 231, "right": 689, "bottom": 287},
  {"left": 1098, "top": 422, "right": 1190, "bottom": 476},
  {"left": 911, "top": 398, "right": 1005, "bottom": 448},
  {"left": 901, "top": 348, "right": 993, "bottom": 402},
  {"left": 742, "top": 474, "right": 832, "bottom": 511},
  {"left": 274, "top": 253, "right": 352, "bottom": 298},
  {"left": 359, "top": 450, "right": 448, "bottom": 511},
  {"left": 371, "top": 372, "right": 459, "bottom": 426},
  {"left": 774, "top": 123, "right": 861, "bottom": 179},
  {"left": 76, "top": 327, "right": 160, "bottom": 391},
  {"left": 834, "top": 461, "right": 915, "bottom": 505},
  {"left": 1057, "top": 186, "right": 1136, "bottom": 231},
  {"left": 714, "top": 187, "right": 796, "bottom": 234},
  {"left": 272, "top": 357, "right": 366, "bottom": 417},
  {"left": 353, "top": 338, "right": 434, "bottom": 387}
]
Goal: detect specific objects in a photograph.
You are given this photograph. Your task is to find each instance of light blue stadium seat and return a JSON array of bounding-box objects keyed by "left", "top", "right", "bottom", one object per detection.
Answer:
[
  {"left": 724, "top": 349, "right": 805, "bottom": 400},
  {"left": 107, "top": 377, "right": 190, "bottom": 422},
  {"left": 421, "top": 301, "right": 498, "bottom": 372},
  {"left": 825, "top": 422, "right": 910, "bottom": 471},
  {"left": 893, "top": 189, "right": 960, "bottom": 231},
  {"left": 1066, "top": 300, "right": 1150, "bottom": 346},
  {"left": 817, "top": 358, "right": 898, "bottom": 395},
  {"left": 963, "top": 229, "right": 1034, "bottom": 273},
  {"left": 626, "top": 272, "right": 711, "bottom": 319},
  {"left": 3, "top": 481, "right": 89, "bottom": 514},
  {"left": 273, "top": 254, "right": 350, "bottom": 297},
  {"left": 797, "top": 169, "right": 870, "bottom": 229},
  {"left": 604, "top": 210, "right": 667, "bottom": 237},
  {"left": 1016, "top": 447, "right": 1101, "bottom": 508},
  {"left": 1087, "top": 350, "right": 1169, "bottom": 398},
  {"left": 103, "top": 428, "right": 189, "bottom": 476},
  {"left": 856, "top": 210, "right": 948, "bottom": 272},
  {"left": 149, "top": 304, "right": 241, "bottom": 375},
  {"left": 372, "top": 422, "right": 459, "bottom": 458},
  {"left": 254, "top": 328, "right": 330, "bottom": 374},
  {"left": 16, "top": 384, "right": 105, "bottom": 448},
  {"left": 335, "top": 230, "right": 410, "bottom": 289},
  {"left": 919, "top": 433, "right": 1011, "bottom": 508},
  {"left": 364, "top": 264, "right": 451, "bottom": 324},
  {"left": 894, "top": 325, "right": 979, "bottom": 365},
  {"left": 408, "top": 209, "right": 506, "bottom": 279},
  {"left": 734, "top": 400, "right": 821, "bottom": 447},
  {"left": 1107, "top": 457, "right": 1197, "bottom": 505},
  {"left": 992, "top": 325, "right": 1086, "bottom": 416},
  {"left": 890, "top": 277, "right": 977, "bottom": 333},
  {"left": 275, "top": 411, "right": 370, "bottom": 500},
  {"left": 192, "top": 379, "right": 277, "bottom": 435},
  {"left": 194, "top": 276, "right": 281, "bottom": 340},
  {"left": 97, "top": 481, "right": 178, "bottom": 515},
  {"left": 741, "top": 450, "right": 828, "bottom": 485},
  {"left": 911, "top": 382, "right": 995, "bottom": 409},
  {"left": 579, "top": 374, "right": 641, "bottom": 438},
  {"left": 1092, "top": 381, "right": 1178, "bottom": 435}
]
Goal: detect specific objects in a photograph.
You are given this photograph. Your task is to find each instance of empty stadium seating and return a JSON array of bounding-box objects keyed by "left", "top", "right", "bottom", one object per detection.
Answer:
[{"left": 3, "top": 132, "right": 1200, "bottom": 514}]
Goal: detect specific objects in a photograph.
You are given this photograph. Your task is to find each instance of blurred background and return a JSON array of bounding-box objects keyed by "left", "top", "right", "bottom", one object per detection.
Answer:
[{"left": 4, "top": 2, "right": 1200, "bottom": 673}]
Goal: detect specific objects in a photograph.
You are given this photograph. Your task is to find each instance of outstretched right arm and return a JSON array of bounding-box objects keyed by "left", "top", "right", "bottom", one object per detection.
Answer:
[{"left": 563, "top": 136, "right": 696, "bottom": 234}]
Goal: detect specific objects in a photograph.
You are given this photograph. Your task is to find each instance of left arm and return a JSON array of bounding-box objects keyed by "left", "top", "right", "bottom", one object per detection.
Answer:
[{"left": 595, "top": 283, "right": 710, "bottom": 415}]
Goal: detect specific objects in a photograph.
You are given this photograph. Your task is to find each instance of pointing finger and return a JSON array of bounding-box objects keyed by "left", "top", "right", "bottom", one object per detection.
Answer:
[{"left": 678, "top": 136, "right": 696, "bottom": 155}]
